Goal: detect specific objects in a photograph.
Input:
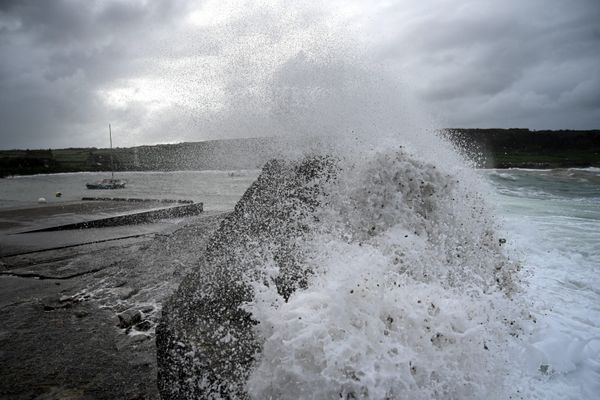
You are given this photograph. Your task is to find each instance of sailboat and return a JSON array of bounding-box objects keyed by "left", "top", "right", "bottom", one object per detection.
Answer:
[{"left": 86, "top": 124, "right": 127, "bottom": 189}]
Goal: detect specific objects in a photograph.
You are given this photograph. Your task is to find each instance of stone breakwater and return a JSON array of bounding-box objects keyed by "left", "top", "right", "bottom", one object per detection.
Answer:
[
  {"left": 156, "top": 157, "right": 338, "bottom": 399},
  {"left": 157, "top": 151, "right": 525, "bottom": 399}
]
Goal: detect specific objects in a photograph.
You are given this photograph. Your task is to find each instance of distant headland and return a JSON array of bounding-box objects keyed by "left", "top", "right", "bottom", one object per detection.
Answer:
[
  {"left": 443, "top": 128, "right": 600, "bottom": 169},
  {"left": 1, "top": 129, "right": 599, "bottom": 177}
]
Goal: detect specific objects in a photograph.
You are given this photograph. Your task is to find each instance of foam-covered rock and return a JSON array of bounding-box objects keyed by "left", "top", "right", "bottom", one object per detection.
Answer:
[
  {"left": 156, "top": 157, "right": 338, "bottom": 399},
  {"left": 157, "top": 150, "right": 526, "bottom": 400}
]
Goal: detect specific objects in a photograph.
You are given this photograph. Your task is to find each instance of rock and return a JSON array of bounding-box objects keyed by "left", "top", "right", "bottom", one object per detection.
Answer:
[
  {"left": 138, "top": 305, "right": 155, "bottom": 314},
  {"left": 74, "top": 309, "right": 89, "bottom": 318},
  {"left": 42, "top": 304, "right": 56, "bottom": 312},
  {"left": 156, "top": 157, "right": 338, "bottom": 399},
  {"left": 117, "top": 309, "right": 143, "bottom": 329},
  {"left": 113, "top": 303, "right": 130, "bottom": 313},
  {"left": 134, "top": 320, "right": 153, "bottom": 332},
  {"left": 42, "top": 297, "right": 72, "bottom": 311},
  {"left": 115, "top": 286, "right": 138, "bottom": 300},
  {"left": 116, "top": 332, "right": 150, "bottom": 351}
]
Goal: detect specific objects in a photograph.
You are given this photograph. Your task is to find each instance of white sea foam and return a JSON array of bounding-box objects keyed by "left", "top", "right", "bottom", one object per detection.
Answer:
[
  {"left": 244, "top": 149, "right": 529, "bottom": 399},
  {"left": 205, "top": 6, "right": 536, "bottom": 393},
  {"left": 486, "top": 169, "right": 600, "bottom": 399}
]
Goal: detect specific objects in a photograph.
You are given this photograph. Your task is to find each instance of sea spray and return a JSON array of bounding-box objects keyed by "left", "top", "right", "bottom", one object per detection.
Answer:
[
  {"left": 154, "top": 1, "right": 531, "bottom": 397},
  {"left": 244, "top": 150, "right": 528, "bottom": 399}
]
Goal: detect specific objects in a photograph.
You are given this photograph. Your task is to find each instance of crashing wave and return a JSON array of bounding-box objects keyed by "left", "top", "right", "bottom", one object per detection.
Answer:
[
  {"left": 246, "top": 150, "right": 526, "bottom": 399},
  {"left": 157, "top": 149, "right": 528, "bottom": 399}
]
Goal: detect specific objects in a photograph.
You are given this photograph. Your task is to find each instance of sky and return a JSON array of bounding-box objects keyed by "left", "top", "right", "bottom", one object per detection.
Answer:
[{"left": 0, "top": 0, "right": 598, "bottom": 149}]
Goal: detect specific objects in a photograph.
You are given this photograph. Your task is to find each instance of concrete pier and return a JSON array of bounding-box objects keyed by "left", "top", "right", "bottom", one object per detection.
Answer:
[
  {"left": 0, "top": 199, "right": 203, "bottom": 256},
  {"left": 21, "top": 202, "right": 203, "bottom": 233},
  {"left": 0, "top": 198, "right": 226, "bottom": 399}
]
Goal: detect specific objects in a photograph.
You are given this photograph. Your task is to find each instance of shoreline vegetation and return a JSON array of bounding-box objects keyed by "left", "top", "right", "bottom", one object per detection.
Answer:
[{"left": 1, "top": 129, "right": 599, "bottom": 177}]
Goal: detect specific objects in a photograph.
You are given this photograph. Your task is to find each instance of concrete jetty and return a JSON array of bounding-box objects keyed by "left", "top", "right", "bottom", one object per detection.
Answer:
[
  {"left": 21, "top": 202, "right": 203, "bottom": 233},
  {"left": 0, "top": 197, "right": 224, "bottom": 399},
  {"left": 0, "top": 199, "right": 203, "bottom": 257}
]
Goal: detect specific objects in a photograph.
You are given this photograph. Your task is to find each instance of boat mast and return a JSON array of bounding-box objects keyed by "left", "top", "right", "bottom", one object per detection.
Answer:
[{"left": 109, "top": 123, "right": 114, "bottom": 180}]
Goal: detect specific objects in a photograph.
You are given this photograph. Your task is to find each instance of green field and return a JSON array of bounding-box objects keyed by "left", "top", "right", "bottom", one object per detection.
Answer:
[{"left": 1, "top": 130, "right": 599, "bottom": 177}]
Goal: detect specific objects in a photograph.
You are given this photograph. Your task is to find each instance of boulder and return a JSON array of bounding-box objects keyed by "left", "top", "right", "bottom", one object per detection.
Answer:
[
  {"left": 156, "top": 157, "right": 337, "bottom": 399},
  {"left": 117, "top": 309, "right": 143, "bottom": 329}
]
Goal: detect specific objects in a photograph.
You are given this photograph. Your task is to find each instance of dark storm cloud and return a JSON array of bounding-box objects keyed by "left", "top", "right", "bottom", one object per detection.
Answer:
[
  {"left": 370, "top": 0, "right": 600, "bottom": 129},
  {"left": 0, "top": 0, "right": 598, "bottom": 149},
  {"left": 0, "top": 0, "right": 185, "bottom": 44},
  {"left": 0, "top": 0, "right": 195, "bottom": 149}
]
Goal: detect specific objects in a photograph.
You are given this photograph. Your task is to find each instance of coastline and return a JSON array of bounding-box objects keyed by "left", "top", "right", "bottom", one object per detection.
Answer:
[{"left": 2, "top": 129, "right": 599, "bottom": 177}]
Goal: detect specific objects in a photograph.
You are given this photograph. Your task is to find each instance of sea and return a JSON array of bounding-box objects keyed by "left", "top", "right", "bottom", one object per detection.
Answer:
[
  {"left": 485, "top": 167, "right": 600, "bottom": 399},
  {"left": 0, "top": 167, "right": 598, "bottom": 398},
  {"left": 0, "top": 170, "right": 260, "bottom": 212}
]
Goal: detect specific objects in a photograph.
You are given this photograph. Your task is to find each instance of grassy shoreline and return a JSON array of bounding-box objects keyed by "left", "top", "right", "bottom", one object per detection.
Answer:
[
  {"left": 443, "top": 128, "right": 600, "bottom": 169},
  {"left": 2, "top": 129, "right": 599, "bottom": 177}
]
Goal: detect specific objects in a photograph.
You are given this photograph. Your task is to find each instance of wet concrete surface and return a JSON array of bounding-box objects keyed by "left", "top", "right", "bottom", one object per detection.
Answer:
[
  {"left": 1, "top": 288, "right": 156, "bottom": 400},
  {"left": 0, "top": 201, "right": 165, "bottom": 232},
  {"left": 0, "top": 202, "right": 227, "bottom": 399},
  {"left": 0, "top": 225, "right": 164, "bottom": 258},
  {"left": 0, "top": 200, "right": 204, "bottom": 257}
]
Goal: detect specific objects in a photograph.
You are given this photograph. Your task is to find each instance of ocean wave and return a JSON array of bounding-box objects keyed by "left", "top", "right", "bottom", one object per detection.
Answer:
[{"left": 244, "top": 150, "right": 528, "bottom": 399}]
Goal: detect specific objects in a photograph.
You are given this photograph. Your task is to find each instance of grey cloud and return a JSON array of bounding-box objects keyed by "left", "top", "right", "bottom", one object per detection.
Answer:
[
  {"left": 0, "top": 0, "right": 187, "bottom": 45},
  {"left": 0, "top": 0, "right": 197, "bottom": 149},
  {"left": 370, "top": 0, "right": 600, "bottom": 129},
  {"left": 0, "top": 0, "right": 599, "bottom": 150}
]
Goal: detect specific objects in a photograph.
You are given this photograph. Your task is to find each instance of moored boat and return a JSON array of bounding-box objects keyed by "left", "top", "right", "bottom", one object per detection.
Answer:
[
  {"left": 86, "top": 124, "right": 127, "bottom": 190},
  {"left": 86, "top": 178, "right": 126, "bottom": 190}
]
